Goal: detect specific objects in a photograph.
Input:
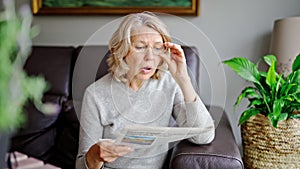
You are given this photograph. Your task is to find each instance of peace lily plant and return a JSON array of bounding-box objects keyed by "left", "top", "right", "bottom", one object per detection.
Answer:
[
  {"left": 0, "top": 0, "right": 55, "bottom": 131},
  {"left": 223, "top": 54, "right": 300, "bottom": 128}
]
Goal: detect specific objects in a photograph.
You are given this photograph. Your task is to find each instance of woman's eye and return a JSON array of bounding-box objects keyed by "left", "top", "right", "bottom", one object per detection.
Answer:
[
  {"left": 154, "top": 46, "right": 164, "bottom": 51},
  {"left": 135, "top": 46, "right": 146, "bottom": 50}
]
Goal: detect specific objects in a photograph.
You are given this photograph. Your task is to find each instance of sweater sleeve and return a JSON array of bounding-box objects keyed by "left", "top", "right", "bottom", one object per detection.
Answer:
[
  {"left": 172, "top": 87, "right": 215, "bottom": 144},
  {"left": 76, "top": 87, "right": 103, "bottom": 169}
]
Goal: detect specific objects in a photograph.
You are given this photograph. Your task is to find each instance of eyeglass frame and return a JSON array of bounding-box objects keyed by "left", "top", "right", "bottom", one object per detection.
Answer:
[{"left": 131, "top": 42, "right": 168, "bottom": 56}]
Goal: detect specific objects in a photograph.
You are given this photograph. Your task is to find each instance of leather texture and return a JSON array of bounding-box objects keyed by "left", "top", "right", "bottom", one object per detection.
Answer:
[
  {"left": 170, "top": 106, "right": 244, "bottom": 169},
  {"left": 9, "top": 45, "right": 243, "bottom": 169},
  {"left": 24, "top": 46, "right": 74, "bottom": 97}
]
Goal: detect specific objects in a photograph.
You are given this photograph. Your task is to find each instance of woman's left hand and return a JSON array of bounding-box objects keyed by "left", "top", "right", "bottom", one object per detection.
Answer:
[{"left": 160, "top": 42, "right": 189, "bottom": 84}]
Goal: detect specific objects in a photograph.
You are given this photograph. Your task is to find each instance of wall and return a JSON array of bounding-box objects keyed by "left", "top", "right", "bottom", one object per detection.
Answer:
[{"left": 15, "top": 0, "right": 300, "bottom": 147}]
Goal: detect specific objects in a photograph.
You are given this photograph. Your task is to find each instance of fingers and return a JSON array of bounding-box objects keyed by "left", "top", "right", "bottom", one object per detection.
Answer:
[
  {"left": 164, "top": 42, "right": 185, "bottom": 59},
  {"left": 159, "top": 42, "right": 185, "bottom": 63},
  {"left": 98, "top": 140, "right": 133, "bottom": 163}
]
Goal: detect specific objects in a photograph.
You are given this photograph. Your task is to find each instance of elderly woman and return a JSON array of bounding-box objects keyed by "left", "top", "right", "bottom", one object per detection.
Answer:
[{"left": 76, "top": 12, "right": 215, "bottom": 169}]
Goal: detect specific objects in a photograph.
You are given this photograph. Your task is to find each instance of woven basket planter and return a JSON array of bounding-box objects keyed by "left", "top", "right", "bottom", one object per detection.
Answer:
[{"left": 241, "top": 114, "right": 300, "bottom": 169}]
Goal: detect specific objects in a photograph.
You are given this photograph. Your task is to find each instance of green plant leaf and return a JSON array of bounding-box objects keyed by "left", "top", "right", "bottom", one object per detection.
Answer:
[
  {"left": 280, "top": 83, "right": 297, "bottom": 96},
  {"left": 292, "top": 53, "right": 300, "bottom": 72},
  {"left": 234, "top": 87, "right": 260, "bottom": 109},
  {"left": 223, "top": 57, "right": 261, "bottom": 84},
  {"left": 274, "top": 75, "right": 282, "bottom": 100},
  {"left": 273, "top": 99, "right": 284, "bottom": 118},
  {"left": 263, "top": 55, "right": 277, "bottom": 67},
  {"left": 266, "top": 59, "right": 277, "bottom": 89},
  {"left": 278, "top": 113, "right": 288, "bottom": 121},
  {"left": 287, "top": 69, "right": 300, "bottom": 84},
  {"left": 239, "top": 108, "right": 260, "bottom": 125},
  {"left": 294, "top": 93, "right": 300, "bottom": 102},
  {"left": 290, "top": 114, "right": 300, "bottom": 118},
  {"left": 248, "top": 98, "right": 264, "bottom": 107},
  {"left": 268, "top": 113, "right": 279, "bottom": 128},
  {"left": 226, "top": 54, "right": 300, "bottom": 129}
]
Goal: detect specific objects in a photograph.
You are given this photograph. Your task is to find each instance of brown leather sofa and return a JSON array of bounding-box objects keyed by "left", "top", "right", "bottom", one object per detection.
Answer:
[{"left": 9, "top": 45, "right": 244, "bottom": 169}]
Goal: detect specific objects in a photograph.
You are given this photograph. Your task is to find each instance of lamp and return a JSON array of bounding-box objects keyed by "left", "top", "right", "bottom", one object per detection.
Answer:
[{"left": 269, "top": 16, "right": 300, "bottom": 76}]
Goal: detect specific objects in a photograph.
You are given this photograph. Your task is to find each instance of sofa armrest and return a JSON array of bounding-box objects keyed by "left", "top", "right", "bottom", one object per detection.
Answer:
[{"left": 169, "top": 106, "right": 244, "bottom": 169}]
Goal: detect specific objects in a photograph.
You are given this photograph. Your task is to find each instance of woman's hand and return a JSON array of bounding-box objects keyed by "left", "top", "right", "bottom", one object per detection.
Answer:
[
  {"left": 159, "top": 42, "right": 197, "bottom": 102},
  {"left": 160, "top": 42, "right": 189, "bottom": 84},
  {"left": 86, "top": 140, "right": 132, "bottom": 169}
]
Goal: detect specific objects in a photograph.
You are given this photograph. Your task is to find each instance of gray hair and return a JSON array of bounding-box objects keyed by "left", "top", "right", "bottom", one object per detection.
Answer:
[{"left": 107, "top": 11, "right": 171, "bottom": 83}]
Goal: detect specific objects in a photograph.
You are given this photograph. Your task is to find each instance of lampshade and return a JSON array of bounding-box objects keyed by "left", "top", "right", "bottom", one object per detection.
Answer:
[{"left": 269, "top": 16, "right": 300, "bottom": 76}]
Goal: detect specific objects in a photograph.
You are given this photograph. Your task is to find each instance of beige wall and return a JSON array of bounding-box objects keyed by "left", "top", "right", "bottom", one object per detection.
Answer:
[{"left": 15, "top": 0, "right": 300, "bottom": 147}]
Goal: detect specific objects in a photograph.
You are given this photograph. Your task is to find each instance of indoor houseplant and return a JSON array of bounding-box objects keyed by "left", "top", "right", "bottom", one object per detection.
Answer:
[
  {"left": 0, "top": 0, "right": 54, "bottom": 168},
  {"left": 223, "top": 54, "right": 300, "bottom": 168}
]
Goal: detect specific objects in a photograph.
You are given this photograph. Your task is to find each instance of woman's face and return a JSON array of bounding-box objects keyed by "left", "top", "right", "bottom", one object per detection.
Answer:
[{"left": 125, "top": 26, "right": 164, "bottom": 82}]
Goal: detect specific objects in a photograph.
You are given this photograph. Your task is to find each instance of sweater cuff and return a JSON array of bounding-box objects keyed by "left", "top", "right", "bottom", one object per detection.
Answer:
[
  {"left": 83, "top": 155, "right": 90, "bottom": 169},
  {"left": 84, "top": 154, "right": 104, "bottom": 169}
]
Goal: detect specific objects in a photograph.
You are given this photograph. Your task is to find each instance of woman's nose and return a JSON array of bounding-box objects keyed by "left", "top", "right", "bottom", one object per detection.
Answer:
[{"left": 144, "top": 48, "right": 155, "bottom": 60}]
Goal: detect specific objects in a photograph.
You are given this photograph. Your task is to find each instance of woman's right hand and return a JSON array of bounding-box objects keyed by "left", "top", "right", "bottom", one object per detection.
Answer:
[{"left": 85, "top": 140, "right": 133, "bottom": 169}]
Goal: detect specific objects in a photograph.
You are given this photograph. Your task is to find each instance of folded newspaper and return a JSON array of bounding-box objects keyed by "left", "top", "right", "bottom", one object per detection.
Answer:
[{"left": 115, "top": 125, "right": 213, "bottom": 149}]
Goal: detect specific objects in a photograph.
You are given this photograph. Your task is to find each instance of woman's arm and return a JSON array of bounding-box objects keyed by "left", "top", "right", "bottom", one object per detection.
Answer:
[
  {"left": 76, "top": 87, "right": 132, "bottom": 169},
  {"left": 160, "top": 42, "right": 215, "bottom": 144},
  {"left": 161, "top": 42, "right": 197, "bottom": 102},
  {"left": 76, "top": 88, "right": 103, "bottom": 169}
]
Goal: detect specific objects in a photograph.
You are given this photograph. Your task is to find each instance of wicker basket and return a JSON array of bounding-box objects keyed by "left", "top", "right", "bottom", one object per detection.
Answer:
[{"left": 241, "top": 114, "right": 300, "bottom": 169}]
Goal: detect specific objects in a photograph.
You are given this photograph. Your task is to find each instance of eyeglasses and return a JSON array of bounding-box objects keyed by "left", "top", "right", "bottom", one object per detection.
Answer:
[{"left": 132, "top": 43, "right": 167, "bottom": 56}]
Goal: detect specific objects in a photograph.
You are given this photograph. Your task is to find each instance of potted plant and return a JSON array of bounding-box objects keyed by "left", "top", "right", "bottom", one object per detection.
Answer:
[
  {"left": 0, "top": 0, "right": 55, "bottom": 168},
  {"left": 223, "top": 54, "right": 300, "bottom": 169}
]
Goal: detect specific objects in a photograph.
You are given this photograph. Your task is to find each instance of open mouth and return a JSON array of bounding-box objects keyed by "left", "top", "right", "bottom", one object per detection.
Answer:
[{"left": 141, "top": 66, "right": 153, "bottom": 73}]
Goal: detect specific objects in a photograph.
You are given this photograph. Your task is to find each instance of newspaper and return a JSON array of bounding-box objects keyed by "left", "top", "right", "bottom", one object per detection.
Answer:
[{"left": 115, "top": 125, "right": 213, "bottom": 149}]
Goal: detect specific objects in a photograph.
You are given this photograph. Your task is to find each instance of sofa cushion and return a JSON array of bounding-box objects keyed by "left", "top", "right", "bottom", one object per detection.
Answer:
[
  {"left": 9, "top": 94, "right": 63, "bottom": 159},
  {"left": 47, "top": 100, "right": 79, "bottom": 169}
]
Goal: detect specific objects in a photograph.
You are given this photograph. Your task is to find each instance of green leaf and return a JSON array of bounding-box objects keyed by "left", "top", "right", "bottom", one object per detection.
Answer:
[
  {"left": 234, "top": 87, "right": 260, "bottom": 108},
  {"left": 292, "top": 53, "right": 300, "bottom": 72},
  {"left": 223, "top": 57, "right": 261, "bottom": 84},
  {"left": 294, "top": 93, "right": 300, "bottom": 102},
  {"left": 278, "top": 113, "right": 288, "bottom": 121},
  {"left": 248, "top": 98, "right": 264, "bottom": 107},
  {"left": 266, "top": 59, "right": 277, "bottom": 88},
  {"left": 268, "top": 113, "right": 279, "bottom": 128},
  {"left": 274, "top": 75, "right": 282, "bottom": 99},
  {"left": 280, "top": 83, "right": 297, "bottom": 96},
  {"left": 263, "top": 55, "right": 277, "bottom": 67},
  {"left": 285, "top": 93, "right": 300, "bottom": 104},
  {"left": 273, "top": 99, "right": 284, "bottom": 118},
  {"left": 287, "top": 69, "right": 300, "bottom": 84},
  {"left": 290, "top": 114, "right": 300, "bottom": 118},
  {"left": 259, "top": 71, "right": 267, "bottom": 78},
  {"left": 239, "top": 108, "right": 260, "bottom": 125}
]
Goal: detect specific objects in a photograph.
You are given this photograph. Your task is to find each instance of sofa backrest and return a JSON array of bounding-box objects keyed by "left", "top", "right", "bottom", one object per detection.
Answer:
[{"left": 25, "top": 46, "right": 74, "bottom": 98}]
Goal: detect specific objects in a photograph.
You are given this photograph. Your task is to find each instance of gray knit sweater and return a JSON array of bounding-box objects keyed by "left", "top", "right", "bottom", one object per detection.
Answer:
[{"left": 76, "top": 73, "right": 215, "bottom": 169}]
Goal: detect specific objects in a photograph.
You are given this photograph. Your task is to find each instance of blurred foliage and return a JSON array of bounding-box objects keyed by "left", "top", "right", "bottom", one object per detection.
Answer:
[{"left": 0, "top": 0, "right": 54, "bottom": 131}]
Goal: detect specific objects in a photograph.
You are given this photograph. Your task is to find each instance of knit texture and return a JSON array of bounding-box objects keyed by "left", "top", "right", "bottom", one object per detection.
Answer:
[{"left": 76, "top": 73, "right": 214, "bottom": 169}]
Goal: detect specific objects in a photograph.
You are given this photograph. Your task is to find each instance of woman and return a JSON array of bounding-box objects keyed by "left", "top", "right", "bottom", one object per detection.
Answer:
[{"left": 76, "top": 12, "right": 215, "bottom": 169}]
